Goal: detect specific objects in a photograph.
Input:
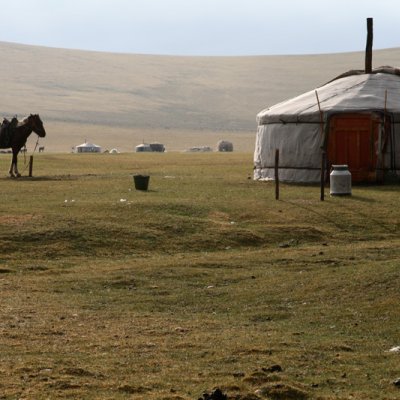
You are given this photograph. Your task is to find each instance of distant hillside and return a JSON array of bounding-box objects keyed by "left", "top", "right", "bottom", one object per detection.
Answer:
[{"left": 1, "top": 41, "right": 400, "bottom": 152}]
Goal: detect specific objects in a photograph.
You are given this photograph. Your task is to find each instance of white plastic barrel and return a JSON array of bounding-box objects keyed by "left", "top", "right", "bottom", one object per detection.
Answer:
[{"left": 330, "top": 165, "right": 352, "bottom": 196}]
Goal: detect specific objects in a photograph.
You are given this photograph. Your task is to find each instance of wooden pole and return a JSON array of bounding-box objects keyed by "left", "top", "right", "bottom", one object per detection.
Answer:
[
  {"left": 365, "top": 17, "right": 373, "bottom": 73},
  {"left": 315, "top": 90, "right": 323, "bottom": 127},
  {"left": 379, "top": 89, "right": 388, "bottom": 182},
  {"left": 29, "top": 155, "right": 33, "bottom": 177},
  {"left": 275, "top": 149, "right": 279, "bottom": 200},
  {"left": 315, "top": 89, "right": 325, "bottom": 143},
  {"left": 315, "top": 89, "right": 325, "bottom": 200},
  {"left": 320, "top": 151, "right": 325, "bottom": 201}
]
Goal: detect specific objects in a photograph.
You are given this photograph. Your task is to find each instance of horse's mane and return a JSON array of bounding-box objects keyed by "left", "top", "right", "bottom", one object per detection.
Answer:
[{"left": 18, "top": 114, "right": 39, "bottom": 127}]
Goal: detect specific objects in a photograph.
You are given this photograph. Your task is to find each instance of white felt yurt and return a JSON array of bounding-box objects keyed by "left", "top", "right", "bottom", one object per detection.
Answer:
[
  {"left": 254, "top": 67, "right": 400, "bottom": 183},
  {"left": 75, "top": 142, "right": 102, "bottom": 153},
  {"left": 135, "top": 143, "right": 165, "bottom": 152},
  {"left": 135, "top": 143, "right": 152, "bottom": 152}
]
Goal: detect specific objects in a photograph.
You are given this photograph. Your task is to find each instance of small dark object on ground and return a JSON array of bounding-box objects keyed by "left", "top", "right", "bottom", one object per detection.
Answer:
[
  {"left": 393, "top": 378, "right": 400, "bottom": 387},
  {"left": 199, "top": 388, "right": 228, "bottom": 400},
  {"left": 133, "top": 174, "right": 150, "bottom": 190},
  {"left": 262, "top": 364, "right": 282, "bottom": 373}
]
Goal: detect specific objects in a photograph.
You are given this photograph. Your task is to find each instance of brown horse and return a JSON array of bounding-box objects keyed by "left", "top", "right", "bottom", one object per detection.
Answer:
[{"left": 0, "top": 114, "right": 46, "bottom": 177}]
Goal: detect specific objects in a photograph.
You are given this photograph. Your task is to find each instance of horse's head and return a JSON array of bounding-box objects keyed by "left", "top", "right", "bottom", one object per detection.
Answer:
[{"left": 28, "top": 114, "right": 46, "bottom": 138}]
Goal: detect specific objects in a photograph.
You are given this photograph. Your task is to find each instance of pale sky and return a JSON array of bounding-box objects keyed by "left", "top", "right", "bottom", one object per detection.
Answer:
[{"left": 1, "top": 0, "right": 399, "bottom": 55}]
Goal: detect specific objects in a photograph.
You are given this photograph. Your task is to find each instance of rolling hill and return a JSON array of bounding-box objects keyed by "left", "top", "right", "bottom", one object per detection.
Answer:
[{"left": 1, "top": 41, "right": 400, "bottom": 152}]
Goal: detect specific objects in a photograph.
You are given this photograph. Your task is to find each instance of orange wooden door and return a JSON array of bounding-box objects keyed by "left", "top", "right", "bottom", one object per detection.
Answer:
[{"left": 327, "top": 113, "right": 380, "bottom": 182}]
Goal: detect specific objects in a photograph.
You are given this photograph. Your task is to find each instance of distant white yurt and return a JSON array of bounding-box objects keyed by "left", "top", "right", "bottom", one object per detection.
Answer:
[
  {"left": 135, "top": 142, "right": 165, "bottom": 152},
  {"left": 254, "top": 67, "right": 400, "bottom": 183},
  {"left": 109, "top": 148, "right": 120, "bottom": 154},
  {"left": 75, "top": 142, "right": 102, "bottom": 153},
  {"left": 135, "top": 143, "right": 152, "bottom": 152}
]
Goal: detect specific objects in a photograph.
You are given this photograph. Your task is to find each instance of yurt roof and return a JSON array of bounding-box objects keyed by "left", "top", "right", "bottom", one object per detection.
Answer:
[
  {"left": 76, "top": 142, "right": 101, "bottom": 148},
  {"left": 257, "top": 67, "right": 400, "bottom": 125}
]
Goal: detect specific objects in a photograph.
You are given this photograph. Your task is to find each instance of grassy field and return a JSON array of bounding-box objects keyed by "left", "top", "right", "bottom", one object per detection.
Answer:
[{"left": 0, "top": 152, "right": 399, "bottom": 399}]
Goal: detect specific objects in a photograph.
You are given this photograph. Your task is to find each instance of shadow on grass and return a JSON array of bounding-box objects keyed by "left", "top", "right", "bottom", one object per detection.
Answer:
[
  {"left": 338, "top": 194, "right": 376, "bottom": 203},
  {"left": 0, "top": 175, "right": 80, "bottom": 181}
]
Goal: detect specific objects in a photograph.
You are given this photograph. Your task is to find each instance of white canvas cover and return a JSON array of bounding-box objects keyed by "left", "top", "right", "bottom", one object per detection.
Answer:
[
  {"left": 76, "top": 142, "right": 102, "bottom": 153},
  {"left": 254, "top": 70, "right": 400, "bottom": 182},
  {"left": 135, "top": 143, "right": 152, "bottom": 152}
]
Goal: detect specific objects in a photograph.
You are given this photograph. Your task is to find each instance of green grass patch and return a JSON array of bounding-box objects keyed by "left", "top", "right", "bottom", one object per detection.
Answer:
[{"left": 0, "top": 153, "right": 399, "bottom": 399}]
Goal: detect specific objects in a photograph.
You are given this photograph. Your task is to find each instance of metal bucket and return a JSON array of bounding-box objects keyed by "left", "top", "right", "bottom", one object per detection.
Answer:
[{"left": 330, "top": 165, "right": 351, "bottom": 196}]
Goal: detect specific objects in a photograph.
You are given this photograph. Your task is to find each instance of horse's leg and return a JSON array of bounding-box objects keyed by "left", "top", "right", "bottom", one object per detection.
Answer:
[
  {"left": 14, "top": 152, "right": 21, "bottom": 177},
  {"left": 9, "top": 153, "right": 15, "bottom": 177},
  {"left": 8, "top": 157, "right": 14, "bottom": 177},
  {"left": 9, "top": 151, "right": 20, "bottom": 177}
]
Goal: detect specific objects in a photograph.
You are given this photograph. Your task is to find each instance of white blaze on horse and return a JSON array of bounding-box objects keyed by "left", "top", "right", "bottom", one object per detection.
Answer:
[{"left": 0, "top": 114, "right": 46, "bottom": 177}]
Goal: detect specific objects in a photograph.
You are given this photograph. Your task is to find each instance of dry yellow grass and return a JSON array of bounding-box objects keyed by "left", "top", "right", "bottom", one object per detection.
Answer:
[{"left": 1, "top": 41, "right": 400, "bottom": 152}]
